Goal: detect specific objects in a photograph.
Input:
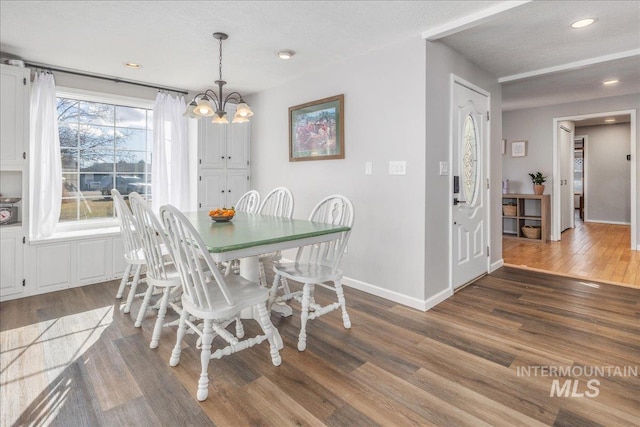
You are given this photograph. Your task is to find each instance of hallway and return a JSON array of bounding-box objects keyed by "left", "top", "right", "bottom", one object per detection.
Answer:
[{"left": 503, "top": 217, "right": 639, "bottom": 288}]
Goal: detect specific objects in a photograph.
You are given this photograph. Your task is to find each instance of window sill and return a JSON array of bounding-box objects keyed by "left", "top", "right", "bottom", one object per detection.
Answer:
[{"left": 30, "top": 225, "right": 121, "bottom": 245}]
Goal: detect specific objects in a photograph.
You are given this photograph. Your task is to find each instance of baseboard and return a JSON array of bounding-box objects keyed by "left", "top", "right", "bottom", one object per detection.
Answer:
[
  {"left": 587, "top": 220, "right": 632, "bottom": 225},
  {"left": 490, "top": 258, "right": 504, "bottom": 272},
  {"left": 341, "top": 276, "right": 452, "bottom": 312}
]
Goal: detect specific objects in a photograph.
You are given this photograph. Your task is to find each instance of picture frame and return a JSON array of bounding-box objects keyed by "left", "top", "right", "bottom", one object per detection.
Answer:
[
  {"left": 502, "top": 139, "right": 506, "bottom": 155},
  {"left": 511, "top": 140, "right": 527, "bottom": 157},
  {"left": 289, "top": 94, "right": 344, "bottom": 162}
]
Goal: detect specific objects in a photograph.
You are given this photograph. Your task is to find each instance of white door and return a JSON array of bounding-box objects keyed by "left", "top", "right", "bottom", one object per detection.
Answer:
[
  {"left": 559, "top": 122, "right": 575, "bottom": 232},
  {"left": 452, "top": 81, "right": 489, "bottom": 289}
]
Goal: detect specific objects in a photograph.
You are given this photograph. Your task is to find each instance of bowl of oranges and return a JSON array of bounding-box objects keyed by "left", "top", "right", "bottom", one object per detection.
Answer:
[{"left": 209, "top": 207, "right": 235, "bottom": 222}]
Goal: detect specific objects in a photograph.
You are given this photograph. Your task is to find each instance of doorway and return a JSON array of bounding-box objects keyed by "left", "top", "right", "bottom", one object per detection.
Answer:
[{"left": 552, "top": 110, "right": 636, "bottom": 249}]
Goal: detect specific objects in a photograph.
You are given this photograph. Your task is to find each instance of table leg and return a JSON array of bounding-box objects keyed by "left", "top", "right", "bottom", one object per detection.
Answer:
[{"left": 238, "top": 256, "right": 284, "bottom": 350}]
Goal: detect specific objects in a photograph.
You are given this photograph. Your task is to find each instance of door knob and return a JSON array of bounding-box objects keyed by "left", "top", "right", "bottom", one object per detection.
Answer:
[{"left": 453, "top": 198, "right": 466, "bottom": 205}]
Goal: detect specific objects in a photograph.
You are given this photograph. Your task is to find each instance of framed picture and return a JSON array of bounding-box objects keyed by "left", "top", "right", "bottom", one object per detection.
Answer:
[
  {"left": 502, "top": 139, "right": 506, "bottom": 155},
  {"left": 289, "top": 94, "right": 344, "bottom": 162},
  {"left": 511, "top": 140, "right": 527, "bottom": 157}
]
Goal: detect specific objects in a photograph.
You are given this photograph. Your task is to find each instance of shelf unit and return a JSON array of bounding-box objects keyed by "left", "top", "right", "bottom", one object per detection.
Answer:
[{"left": 502, "top": 194, "right": 551, "bottom": 243}]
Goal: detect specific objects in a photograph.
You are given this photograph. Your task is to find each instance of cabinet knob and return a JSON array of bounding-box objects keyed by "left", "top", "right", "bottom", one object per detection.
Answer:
[
  {"left": 221, "top": 190, "right": 225, "bottom": 193},
  {"left": 228, "top": 156, "right": 231, "bottom": 159},
  {"left": 221, "top": 156, "right": 225, "bottom": 159}
]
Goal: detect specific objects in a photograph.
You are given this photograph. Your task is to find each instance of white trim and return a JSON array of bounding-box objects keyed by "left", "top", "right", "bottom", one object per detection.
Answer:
[
  {"left": 499, "top": 49, "right": 640, "bottom": 83},
  {"left": 584, "top": 219, "right": 631, "bottom": 226},
  {"left": 449, "top": 75, "right": 491, "bottom": 293},
  {"left": 422, "top": 1, "right": 531, "bottom": 40},
  {"left": 490, "top": 258, "right": 504, "bottom": 272},
  {"left": 341, "top": 276, "right": 452, "bottom": 312},
  {"left": 552, "top": 109, "right": 636, "bottom": 250}
]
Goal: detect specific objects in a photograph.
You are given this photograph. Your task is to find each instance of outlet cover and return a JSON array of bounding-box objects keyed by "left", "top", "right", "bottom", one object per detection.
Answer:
[{"left": 389, "top": 161, "right": 406, "bottom": 175}]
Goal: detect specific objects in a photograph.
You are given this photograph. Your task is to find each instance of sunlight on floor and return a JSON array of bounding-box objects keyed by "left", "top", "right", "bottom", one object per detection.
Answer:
[{"left": 0, "top": 305, "right": 113, "bottom": 426}]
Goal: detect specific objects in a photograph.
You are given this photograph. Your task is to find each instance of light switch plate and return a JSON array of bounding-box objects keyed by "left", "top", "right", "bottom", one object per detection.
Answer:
[
  {"left": 389, "top": 161, "right": 406, "bottom": 175},
  {"left": 365, "top": 161, "right": 372, "bottom": 175},
  {"left": 439, "top": 161, "right": 449, "bottom": 176}
]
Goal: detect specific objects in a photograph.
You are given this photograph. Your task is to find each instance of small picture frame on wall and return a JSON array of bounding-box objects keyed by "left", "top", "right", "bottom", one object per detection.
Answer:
[
  {"left": 502, "top": 139, "right": 506, "bottom": 155},
  {"left": 511, "top": 140, "right": 527, "bottom": 157}
]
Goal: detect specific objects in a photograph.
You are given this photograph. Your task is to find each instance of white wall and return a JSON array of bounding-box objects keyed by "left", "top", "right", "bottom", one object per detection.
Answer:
[
  {"left": 248, "top": 37, "right": 428, "bottom": 304},
  {"left": 424, "top": 41, "right": 504, "bottom": 292},
  {"left": 578, "top": 123, "right": 631, "bottom": 224},
  {"left": 503, "top": 94, "right": 639, "bottom": 245}
]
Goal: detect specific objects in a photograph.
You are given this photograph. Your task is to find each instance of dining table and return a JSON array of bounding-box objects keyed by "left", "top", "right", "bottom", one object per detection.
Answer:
[{"left": 181, "top": 210, "right": 351, "bottom": 348}]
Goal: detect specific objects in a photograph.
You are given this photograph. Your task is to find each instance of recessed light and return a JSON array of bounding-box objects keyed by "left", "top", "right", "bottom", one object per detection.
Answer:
[
  {"left": 605, "top": 118, "right": 616, "bottom": 123},
  {"left": 124, "top": 62, "right": 142, "bottom": 69},
  {"left": 603, "top": 79, "right": 619, "bottom": 86},
  {"left": 571, "top": 18, "right": 596, "bottom": 29},
  {"left": 276, "top": 50, "right": 295, "bottom": 60}
]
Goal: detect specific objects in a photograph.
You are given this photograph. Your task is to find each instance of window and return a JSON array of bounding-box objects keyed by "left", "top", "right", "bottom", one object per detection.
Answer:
[{"left": 56, "top": 94, "right": 153, "bottom": 222}]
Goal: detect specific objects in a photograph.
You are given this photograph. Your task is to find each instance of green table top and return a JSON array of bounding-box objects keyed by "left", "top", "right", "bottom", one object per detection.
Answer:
[{"left": 183, "top": 211, "right": 350, "bottom": 254}]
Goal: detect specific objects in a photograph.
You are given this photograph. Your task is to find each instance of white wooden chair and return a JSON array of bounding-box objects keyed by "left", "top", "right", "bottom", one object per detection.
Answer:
[
  {"left": 160, "top": 204, "right": 282, "bottom": 402},
  {"left": 269, "top": 195, "right": 354, "bottom": 351},
  {"left": 234, "top": 190, "right": 261, "bottom": 213},
  {"left": 223, "top": 190, "right": 261, "bottom": 275},
  {"left": 112, "top": 189, "right": 145, "bottom": 314},
  {"left": 129, "top": 193, "right": 183, "bottom": 348},
  {"left": 257, "top": 187, "right": 294, "bottom": 288}
]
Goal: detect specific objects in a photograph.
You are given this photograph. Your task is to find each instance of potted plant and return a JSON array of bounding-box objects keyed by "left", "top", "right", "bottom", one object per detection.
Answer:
[{"left": 529, "top": 172, "right": 547, "bottom": 195}]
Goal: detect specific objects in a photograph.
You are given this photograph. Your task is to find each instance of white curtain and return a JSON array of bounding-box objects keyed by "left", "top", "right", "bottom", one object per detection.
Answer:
[
  {"left": 29, "top": 72, "right": 62, "bottom": 239},
  {"left": 152, "top": 92, "right": 189, "bottom": 212}
]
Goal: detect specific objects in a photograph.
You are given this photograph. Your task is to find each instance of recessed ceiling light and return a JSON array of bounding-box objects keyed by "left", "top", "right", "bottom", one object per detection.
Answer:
[
  {"left": 276, "top": 50, "right": 295, "bottom": 60},
  {"left": 124, "top": 62, "right": 142, "bottom": 69},
  {"left": 571, "top": 18, "right": 596, "bottom": 29},
  {"left": 603, "top": 79, "right": 619, "bottom": 86},
  {"left": 605, "top": 118, "right": 616, "bottom": 123}
]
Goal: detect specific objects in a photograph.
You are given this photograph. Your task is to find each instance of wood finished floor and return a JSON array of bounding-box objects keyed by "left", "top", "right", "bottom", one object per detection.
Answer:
[
  {"left": 1, "top": 266, "right": 639, "bottom": 426},
  {"left": 503, "top": 217, "right": 640, "bottom": 288}
]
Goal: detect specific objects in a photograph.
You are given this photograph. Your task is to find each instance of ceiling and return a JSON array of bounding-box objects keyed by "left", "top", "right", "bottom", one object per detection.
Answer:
[{"left": 1, "top": 1, "right": 638, "bottom": 111}]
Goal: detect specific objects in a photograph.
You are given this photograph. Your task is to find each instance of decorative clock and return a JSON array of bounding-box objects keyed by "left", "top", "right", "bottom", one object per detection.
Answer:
[{"left": 0, "top": 207, "right": 18, "bottom": 225}]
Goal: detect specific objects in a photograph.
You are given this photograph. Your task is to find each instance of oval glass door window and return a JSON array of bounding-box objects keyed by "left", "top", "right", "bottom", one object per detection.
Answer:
[{"left": 462, "top": 114, "right": 479, "bottom": 206}]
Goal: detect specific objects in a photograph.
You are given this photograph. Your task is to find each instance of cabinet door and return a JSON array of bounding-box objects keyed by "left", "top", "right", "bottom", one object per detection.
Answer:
[
  {"left": 199, "top": 119, "right": 226, "bottom": 169},
  {"left": 35, "top": 243, "right": 72, "bottom": 293},
  {"left": 0, "top": 65, "right": 29, "bottom": 165},
  {"left": 225, "top": 170, "right": 249, "bottom": 207},
  {"left": 227, "top": 122, "right": 250, "bottom": 169},
  {"left": 0, "top": 230, "right": 25, "bottom": 300},
  {"left": 199, "top": 169, "right": 226, "bottom": 211}
]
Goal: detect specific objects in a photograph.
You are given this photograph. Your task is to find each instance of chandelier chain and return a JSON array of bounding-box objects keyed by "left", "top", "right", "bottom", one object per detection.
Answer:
[{"left": 218, "top": 36, "right": 223, "bottom": 81}]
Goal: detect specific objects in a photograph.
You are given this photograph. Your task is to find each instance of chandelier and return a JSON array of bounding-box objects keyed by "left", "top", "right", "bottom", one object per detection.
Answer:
[{"left": 184, "top": 32, "right": 253, "bottom": 124}]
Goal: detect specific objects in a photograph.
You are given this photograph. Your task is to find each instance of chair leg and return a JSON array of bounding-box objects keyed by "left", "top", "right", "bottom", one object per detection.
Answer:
[
  {"left": 297, "top": 283, "right": 313, "bottom": 351},
  {"left": 116, "top": 263, "right": 133, "bottom": 299},
  {"left": 335, "top": 280, "right": 351, "bottom": 329},
  {"left": 256, "top": 303, "right": 282, "bottom": 366},
  {"left": 197, "top": 319, "right": 214, "bottom": 401},
  {"left": 267, "top": 273, "right": 281, "bottom": 310},
  {"left": 235, "top": 317, "right": 245, "bottom": 339},
  {"left": 123, "top": 264, "right": 143, "bottom": 314},
  {"left": 134, "top": 284, "right": 155, "bottom": 327},
  {"left": 150, "top": 287, "right": 170, "bottom": 349},
  {"left": 170, "top": 309, "right": 188, "bottom": 367}
]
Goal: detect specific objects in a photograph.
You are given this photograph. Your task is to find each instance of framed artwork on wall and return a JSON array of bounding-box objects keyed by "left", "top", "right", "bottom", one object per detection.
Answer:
[
  {"left": 289, "top": 94, "right": 344, "bottom": 162},
  {"left": 511, "top": 140, "right": 527, "bottom": 157}
]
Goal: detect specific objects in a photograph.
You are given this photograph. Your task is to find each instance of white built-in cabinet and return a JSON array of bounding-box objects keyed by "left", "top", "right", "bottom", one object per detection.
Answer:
[
  {"left": 29, "top": 235, "right": 126, "bottom": 296},
  {"left": 198, "top": 104, "right": 250, "bottom": 211},
  {"left": 0, "top": 64, "right": 30, "bottom": 301}
]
